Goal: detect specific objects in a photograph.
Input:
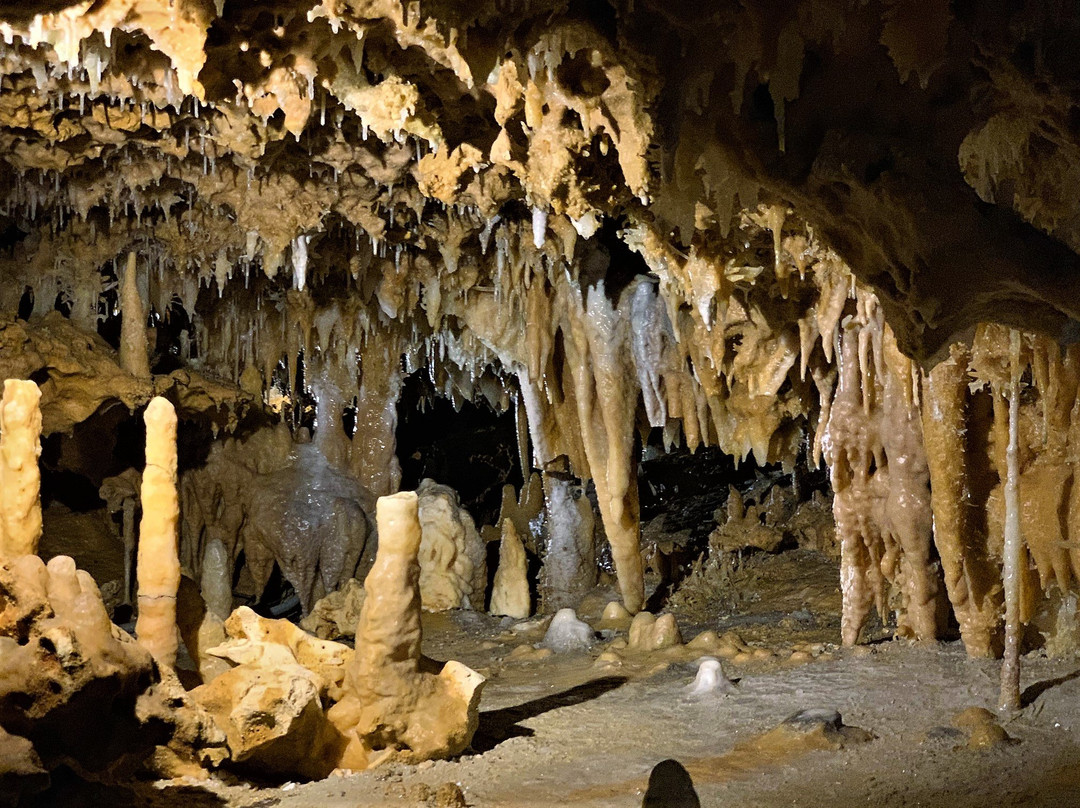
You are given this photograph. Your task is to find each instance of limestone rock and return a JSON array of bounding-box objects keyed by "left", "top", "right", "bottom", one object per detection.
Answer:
[
  {"left": 417, "top": 479, "right": 487, "bottom": 611},
  {"left": 191, "top": 606, "right": 353, "bottom": 780},
  {"left": 0, "top": 726, "right": 48, "bottom": 804},
  {"left": 192, "top": 659, "right": 331, "bottom": 780},
  {"left": 209, "top": 606, "right": 353, "bottom": 702},
  {"left": 301, "top": 578, "right": 367, "bottom": 640},
  {"left": 0, "top": 554, "right": 172, "bottom": 781}
]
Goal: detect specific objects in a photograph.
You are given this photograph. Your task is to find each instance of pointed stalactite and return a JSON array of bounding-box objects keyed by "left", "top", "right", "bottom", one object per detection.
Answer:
[
  {"left": 0, "top": 379, "right": 43, "bottom": 558},
  {"left": 135, "top": 396, "right": 181, "bottom": 668},
  {"left": 120, "top": 252, "right": 152, "bottom": 382}
]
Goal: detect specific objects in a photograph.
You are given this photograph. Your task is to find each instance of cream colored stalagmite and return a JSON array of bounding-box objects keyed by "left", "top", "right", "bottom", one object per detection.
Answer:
[
  {"left": 135, "top": 396, "right": 181, "bottom": 668},
  {"left": 1000, "top": 330, "right": 1024, "bottom": 710},
  {"left": 327, "top": 491, "right": 485, "bottom": 770},
  {"left": 490, "top": 518, "right": 530, "bottom": 618},
  {"left": 119, "top": 251, "right": 152, "bottom": 381},
  {"left": 0, "top": 380, "right": 43, "bottom": 557}
]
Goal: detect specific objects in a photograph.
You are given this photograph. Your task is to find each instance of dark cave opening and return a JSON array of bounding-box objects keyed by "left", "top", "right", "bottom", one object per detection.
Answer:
[{"left": 395, "top": 371, "right": 524, "bottom": 529}]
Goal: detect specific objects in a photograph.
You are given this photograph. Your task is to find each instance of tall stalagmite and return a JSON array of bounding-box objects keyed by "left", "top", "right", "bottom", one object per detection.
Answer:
[
  {"left": 135, "top": 396, "right": 181, "bottom": 668},
  {"left": 0, "top": 380, "right": 43, "bottom": 558},
  {"left": 327, "top": 491, "right": 485, "bottom": 769},
  {"left": 1000, "top": 330, "right": 1024, "bottom": 709}
]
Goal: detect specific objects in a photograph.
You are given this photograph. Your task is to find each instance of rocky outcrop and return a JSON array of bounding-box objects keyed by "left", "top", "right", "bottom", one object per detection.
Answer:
[{"left": 0, "top": 555, "right": 174, "bottom": 785}]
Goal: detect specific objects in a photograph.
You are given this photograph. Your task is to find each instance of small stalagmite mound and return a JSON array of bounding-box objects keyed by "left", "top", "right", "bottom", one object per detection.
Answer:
[
  {"left": 685, "top": 657, "right": 737, "bottom": 697},
  {"left": 541, "top": 608, "right": 597, "bottom": 653}
]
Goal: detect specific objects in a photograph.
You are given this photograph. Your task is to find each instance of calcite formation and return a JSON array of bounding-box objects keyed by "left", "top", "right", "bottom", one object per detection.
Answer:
[
  {"left": 416, "top": 479, "right": 487, "bottom": 612},
  {"left": 135, "top": 396, "right": 181, "bottom": 668},
  {"left": 180, "top": 423, "right": 374, "bottom": 614},
  {"left": 0, "top": 8, "right": 1079, "bottom": 798},
  {"left": 327, "top": 492, "right": 485, "bottom": 770},
  {"left": 490, "top": 518, "right": 530, "bottom": 619},
  {"left": 192, "top": 606, "right": 351, "bottom": 780},
  {"left": 301, "top": 578, "right": 367, "bottom": 641},
  {"left": 0, "top": 0, "right": 1075, "bottom": 643},
  {"left": 0, "top": 554, "right": 171, "bottom": 783},
  {"left": 0, "top": 380, "right": 43, "bottom": 558}
]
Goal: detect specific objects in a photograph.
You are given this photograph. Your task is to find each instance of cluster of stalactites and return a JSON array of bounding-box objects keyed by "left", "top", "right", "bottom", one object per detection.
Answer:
[{"left": 921, "top": 326, "right": 1080, "bottom": 657}]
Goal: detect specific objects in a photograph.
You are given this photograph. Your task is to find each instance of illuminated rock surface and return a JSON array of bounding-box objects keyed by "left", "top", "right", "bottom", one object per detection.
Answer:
[{"left": 1, "top": 0, "right": 1080, "bottom": 804}]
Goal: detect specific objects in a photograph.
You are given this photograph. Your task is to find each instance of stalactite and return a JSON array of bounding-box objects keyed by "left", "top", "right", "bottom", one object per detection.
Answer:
[
  {"left": 119, "top": 251, "right": 152, "bottom": 381},
  {"left": 921, "top": 344, "right": 1001, "bottom": 657},
  {"left": 827, "top": 323, "right": 885, "bottom": 645},
  {"left": 563, "top": 281, "right": 644, "bottom": 613},
  {"left": 879, "top": 337, "right": 943, "bottom": 641}
]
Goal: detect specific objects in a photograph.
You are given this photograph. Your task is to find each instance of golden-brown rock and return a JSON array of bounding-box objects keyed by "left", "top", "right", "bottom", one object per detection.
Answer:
[{"left": 326, "top": 492, "right": 485, "bottom": 770}]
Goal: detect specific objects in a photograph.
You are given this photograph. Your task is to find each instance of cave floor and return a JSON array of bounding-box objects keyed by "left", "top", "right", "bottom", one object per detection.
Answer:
[{"left": 99, "top": 548, "right": 1080, "bottom": 808}]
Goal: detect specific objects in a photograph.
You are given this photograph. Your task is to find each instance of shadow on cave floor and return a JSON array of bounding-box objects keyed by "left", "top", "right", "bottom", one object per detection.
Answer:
[
  {"left": 23, "top": 769, "right": 234, "bottom": 808},
  {"left": 470, "top": 676, "right": 628, "bottom": 753},
  {"left": 1022, "top": 667, "right": 1080, "bottom": 708}
]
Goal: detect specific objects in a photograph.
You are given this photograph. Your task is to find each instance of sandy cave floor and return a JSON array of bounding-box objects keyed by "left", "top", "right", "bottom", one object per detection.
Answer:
[{"left": 45, "top": 540, "right": 1080, "bottom": 808}]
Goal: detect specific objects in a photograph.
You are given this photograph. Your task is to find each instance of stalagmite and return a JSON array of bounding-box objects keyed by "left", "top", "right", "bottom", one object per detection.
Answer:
[
  {"left": 201, "top": 537, "right": 232, "bottom": 621},
  {"left": 1000, "top": 329, "right": 1023, "bottom": 711},
  {"left": 416, "top": 479, "right": 487, "bottom": 611},
  {"left": 490, "top": 518, "right": 530, "bottom": 618},
  {"left": 327, "top": 491, "right": 485, "bottom": 769},
  {"left": 0, "top": 380, "right": 42, "bottom": 558},
  {"left": 119, "top": 252, "right": 152, "bottom": 381},
  {"left": 540, "top": 473, "right": 596, "bottom": 611},
  {"left": 135, "top": 396, "right": 181, "bottom": 668}
]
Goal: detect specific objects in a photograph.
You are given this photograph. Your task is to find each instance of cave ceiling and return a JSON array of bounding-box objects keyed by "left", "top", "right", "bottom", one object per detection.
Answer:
[{"left": 0, "top": 0, "right": 1076, "bottom": 367}]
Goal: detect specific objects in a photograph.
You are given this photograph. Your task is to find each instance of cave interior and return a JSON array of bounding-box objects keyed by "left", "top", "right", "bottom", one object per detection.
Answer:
[{"left": 2, "top": 1, "right": 1080, "bottom": 806}]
